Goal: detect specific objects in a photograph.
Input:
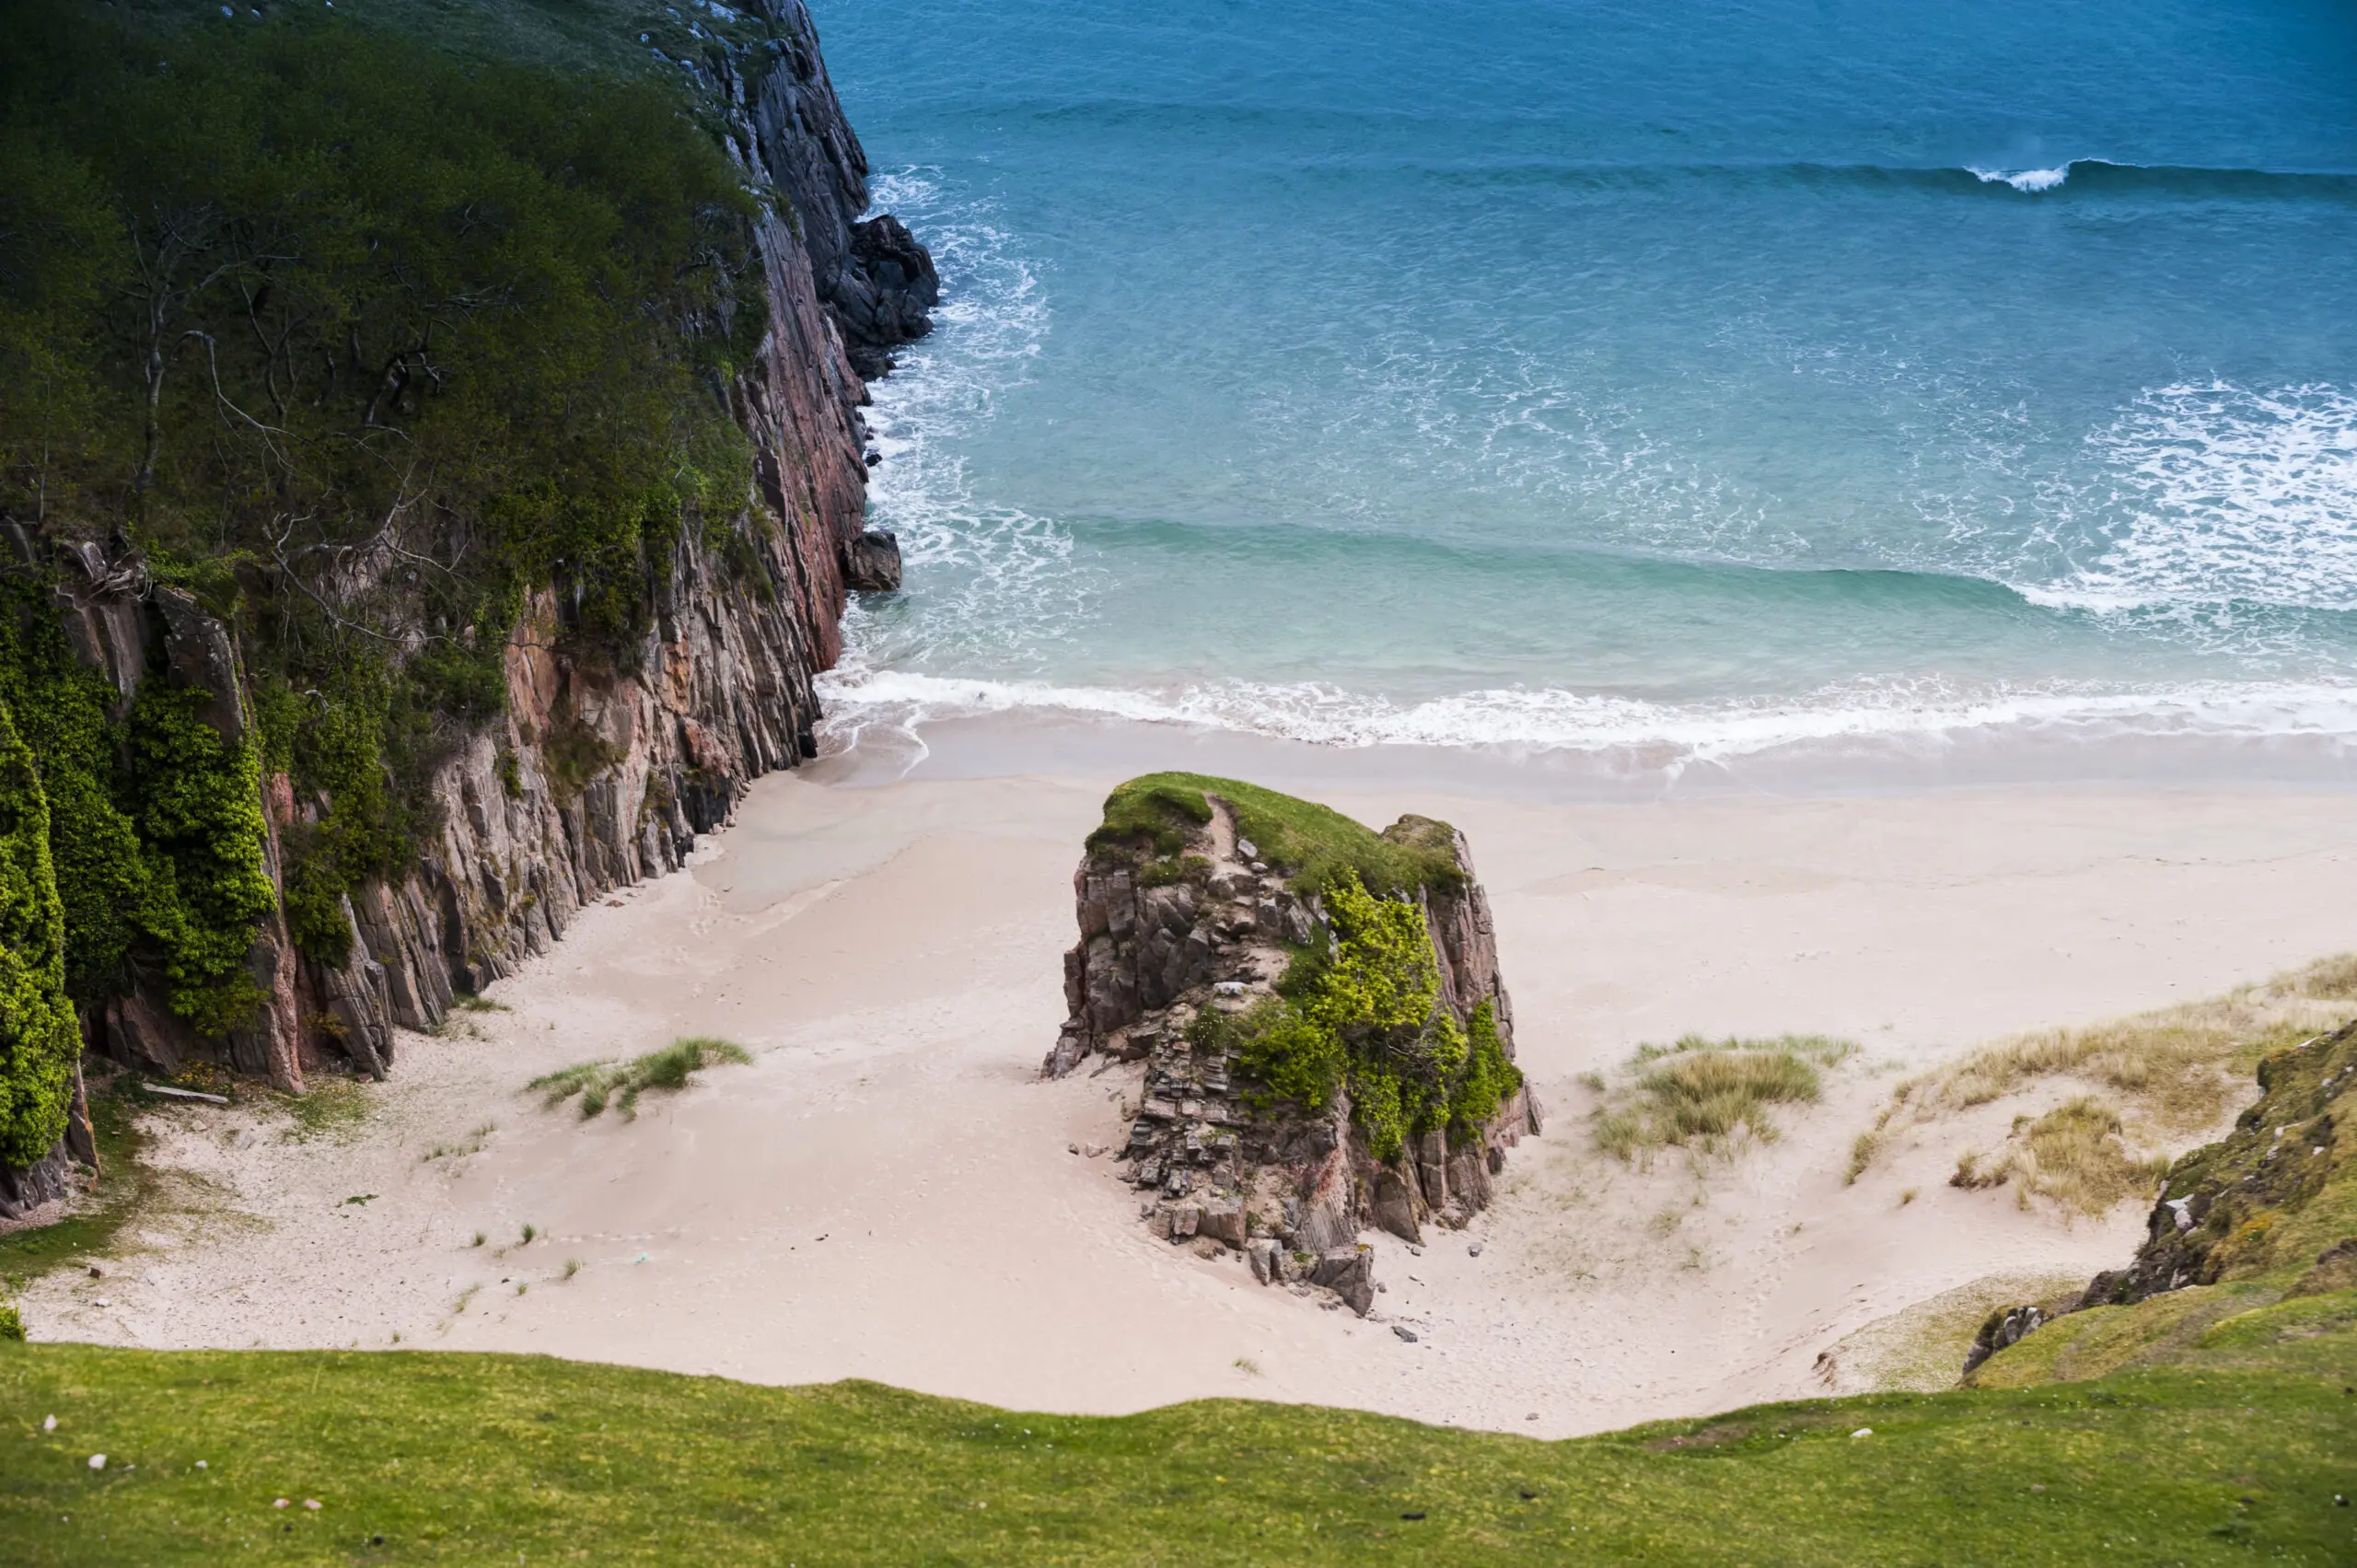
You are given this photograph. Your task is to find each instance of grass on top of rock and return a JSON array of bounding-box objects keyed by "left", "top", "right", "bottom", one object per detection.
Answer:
[
  {"left": 2, "top": 1323, "right": 2354, "bottom": 1566},
  {"left": 1086, "top": 772, "right": 1463, "bottom": 899},
  {"left": 1594, "top": 1035, "right": 1853, "bottom": 1163},
  {"left": 528, "top": 1038, "right": 749, "bottom": 1121}
]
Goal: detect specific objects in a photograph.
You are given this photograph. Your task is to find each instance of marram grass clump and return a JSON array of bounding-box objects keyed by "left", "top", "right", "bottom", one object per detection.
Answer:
[
  {"left": 1594, "top": 1034, "right": 1853, "bottom": 1162},
  {"left": 529, "top": 1038, "right": 750, "bottom": 1121}
]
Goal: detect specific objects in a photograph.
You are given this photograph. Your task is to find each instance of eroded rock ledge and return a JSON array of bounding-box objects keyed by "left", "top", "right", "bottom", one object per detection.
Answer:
[{"left": 1045, "top": 773, "right": 1541, "bottom": 1316}]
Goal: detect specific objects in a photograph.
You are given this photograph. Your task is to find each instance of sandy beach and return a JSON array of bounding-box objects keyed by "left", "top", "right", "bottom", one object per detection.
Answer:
[{"left": 25, "top": 751, "right": 2357, "bottom": 1436}]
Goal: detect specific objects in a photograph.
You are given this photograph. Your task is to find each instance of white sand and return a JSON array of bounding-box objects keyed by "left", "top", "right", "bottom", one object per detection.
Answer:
[{"left": 27, "top": 770, "right": 2357, "bottom": 1435}]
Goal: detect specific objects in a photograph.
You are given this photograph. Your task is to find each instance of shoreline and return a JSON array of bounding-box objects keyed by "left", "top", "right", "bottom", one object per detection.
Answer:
[
  {"left": 21, "top": 757, "right": 2357, "bottom": 1435},
  {"left": 809, "top": 696, "right": 2357, "bottom": 803}
]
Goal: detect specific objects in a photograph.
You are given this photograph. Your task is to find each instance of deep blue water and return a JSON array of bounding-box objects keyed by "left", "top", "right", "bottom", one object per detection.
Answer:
[{"left": 809, "top": 0, "right": 2357, "bottom": 769}]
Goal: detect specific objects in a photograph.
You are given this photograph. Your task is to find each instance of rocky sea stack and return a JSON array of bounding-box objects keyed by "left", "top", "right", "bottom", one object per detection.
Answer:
[{"left": 1045, "top": 773, "right": 1541, "bottom": 1315}]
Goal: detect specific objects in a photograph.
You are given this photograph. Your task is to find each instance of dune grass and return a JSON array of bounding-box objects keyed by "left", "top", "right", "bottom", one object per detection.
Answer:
[
  {"left": 1945, "top": 1098, "right": 2173, "bottom": 1216},
  {"left": 1853, "top": 954, "right": 2357, "bottom": 1209},
  {"left": 528, "top": 1038, "right": 750, "bottom": 1121},
  {"left": 1595, "top": 1035, "right": 1852, "bottom": 1161},
  {"left": 0, "top": 1336, "right": 2351, "bottom": 1565}
]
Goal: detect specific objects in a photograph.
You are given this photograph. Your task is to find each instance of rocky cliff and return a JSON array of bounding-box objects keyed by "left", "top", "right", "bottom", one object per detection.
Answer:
[
  {"left": 1044, "top": 774, "right": 1541, "bottom": 1316},
  {"left": 0, "top": 0, "right": 930, "bottom": 1212}
]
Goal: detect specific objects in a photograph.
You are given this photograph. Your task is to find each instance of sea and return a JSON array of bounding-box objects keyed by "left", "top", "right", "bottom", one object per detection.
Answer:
[{"left": 806, "top": 0, "right": 2357, "bottom": 793}]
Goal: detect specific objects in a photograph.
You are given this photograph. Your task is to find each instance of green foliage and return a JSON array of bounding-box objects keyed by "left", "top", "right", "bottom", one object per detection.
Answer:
[
  {"left": 0, "top": 701, "right": 79, "bottom": 1165},
  {"left": 529, "top": 1037, "right": 750, "bottom": 1122},
  {"left": 0, "top": 1340, "right": 2352, "bottom": 1563},
  {"left": 122, "top": 684, "right": 273, "bottom": 1035},
  {"left": 0, "top": 1300, "right": 20, "bottom": 1341},
  {"left": 1089, "top": 773, "right": 1463, "bottom": 898},
  {"left": 1235, "top": 872, "right": 1505, "bottom": 1161},
  {"left": 0, "top": 575, "right": 146, "bottom": 1004},
  {"left": 1450, "top": 1000, "right": 1522, "bottom": 1136}
]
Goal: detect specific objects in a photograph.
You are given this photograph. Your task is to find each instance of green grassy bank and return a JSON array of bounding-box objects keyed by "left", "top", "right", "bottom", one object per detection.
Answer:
[{"left": 2, "top": 1335, "right": 2351, "bottom": 1565}]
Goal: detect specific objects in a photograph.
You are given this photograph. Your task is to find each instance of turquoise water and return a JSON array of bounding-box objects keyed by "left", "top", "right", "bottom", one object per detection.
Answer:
[{"left": 810, "top": 0, "right": 2357, "bottom": 773}]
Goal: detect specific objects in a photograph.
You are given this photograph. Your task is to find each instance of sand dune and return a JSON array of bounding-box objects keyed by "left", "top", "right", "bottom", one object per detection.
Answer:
[{"left": 27, "top": 769, "right": 2357, "bottom": 1435}]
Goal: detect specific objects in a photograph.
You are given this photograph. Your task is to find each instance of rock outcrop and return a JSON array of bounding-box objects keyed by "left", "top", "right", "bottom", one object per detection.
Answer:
[
  {"left": 1045, "top": 779, "right": 1540, "bottom": 1316},
  {"left": 1, "top": 0, "right": 928, "bottom": 1172}
]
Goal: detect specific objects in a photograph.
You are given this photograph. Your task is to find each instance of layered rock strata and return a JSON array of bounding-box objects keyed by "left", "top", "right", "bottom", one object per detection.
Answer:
[
  {"left": 1044, "top": 796, "right": 1541, "bottom": 1317},
  {"left": 3, "top": 0, "right": 928, "bottom": 1196}
]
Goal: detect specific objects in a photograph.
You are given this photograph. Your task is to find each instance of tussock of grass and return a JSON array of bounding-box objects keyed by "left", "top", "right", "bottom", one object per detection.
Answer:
[
  {"left": 528, "top": 1038, "right": 751, "bottom": 1121},
  {"left": 1857, "top": 953, "right": 2357, "bottom": 1203},
  {"left": 1594, "top": 1036, "right": 1850, "bottom": 1162},
  {"left": 1946, "top": 1099, "right": 2170, "bottom": 1216}
]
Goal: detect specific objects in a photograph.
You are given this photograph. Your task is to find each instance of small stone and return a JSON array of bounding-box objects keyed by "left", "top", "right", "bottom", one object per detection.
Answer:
[
  {"left": 304, "top": 1499, "right": 321, "bottom": 1510},
  {"left": 87, "top": 1265, "right": 102, "bottom": 1279},
  {"left": 1392, "top": 1324, "right": 1418, "bottom": 1342},
  {"left": 194, "top": 1459, "right": 206, "bottom": 1469},
  {"left": 1467, "top": 1240, "right": 1484, "bottom": 1257},
  {"left": 1066, "top": 1143, "right": 1080, "bottom": 1156},
  {"left": 42, "top": 1415, "right": 55, "bottom": 1432},
  {"left": 274, "top": 1497, "right": 289, "bottom": 1507},
  {"left": 1525, "top": 1415, "right": 1538, "bottom": 1423},
  {"left": 1407, "top": 1245, "right": 1422, "bottom": 1257},
  {"left": 94, "top": 1298, "right": 110, "bottom": 1307},
  {"left": 87, "top": 1455, "right": 105, "bottom": 1470},
  {"left": 1237, "top": 838, "right": 1259, "bottom": 861},
  {"left": 1851, "top": 1428, "right": 1873, "bottom": 1439}
]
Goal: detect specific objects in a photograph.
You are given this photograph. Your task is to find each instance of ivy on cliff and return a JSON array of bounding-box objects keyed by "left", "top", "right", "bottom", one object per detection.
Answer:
[{"left": 0, "top": 699, "right": 82, "bottom": 1166}]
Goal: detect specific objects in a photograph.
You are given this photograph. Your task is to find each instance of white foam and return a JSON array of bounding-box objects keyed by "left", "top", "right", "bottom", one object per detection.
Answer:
[
  {"left": 818, "top": 663, "right": 2357, "bottom": 771},
  {"left": 843, "top": 169, "right": 1089, "bottom": 668},
  {"left": 1968, "top": 163, "right": 2076, "bottom": 192},
  {"left": 2050, "top": 382, "right": 2357, "bottom": 612}
]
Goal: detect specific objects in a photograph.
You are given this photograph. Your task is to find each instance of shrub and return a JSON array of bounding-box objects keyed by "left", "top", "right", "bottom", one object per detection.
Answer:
[{"left": 0, "top": 1300, "right": 23, "bottom": 1341}]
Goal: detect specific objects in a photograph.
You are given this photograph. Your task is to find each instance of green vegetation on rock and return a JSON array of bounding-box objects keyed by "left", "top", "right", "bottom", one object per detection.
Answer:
[
  {"left": 1089, "top": 772, "right": 1462, "bottom": 899},
  {"left": 0, "top": 1337, "right": 2351, "bottom": 1564},
  {"left": 0, "top": 699, "right": 79, "bottom": 1165},
  {"left": 0, "top": 0, "right": 781, "bottom": 1043}
]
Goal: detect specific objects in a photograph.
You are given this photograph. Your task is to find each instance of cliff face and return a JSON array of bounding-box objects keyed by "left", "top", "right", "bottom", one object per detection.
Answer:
[
  {"left": 1046, "top": 781, "right": 1540, "bottom": 1317},
  {"left": 0, "top": 0, "right": 929, "bottom": 1203}
]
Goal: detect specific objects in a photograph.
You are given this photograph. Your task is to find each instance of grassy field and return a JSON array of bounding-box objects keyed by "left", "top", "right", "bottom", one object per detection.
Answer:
[{"left": 1, "top": 1332, "right": 2351, "bottom": 1565}]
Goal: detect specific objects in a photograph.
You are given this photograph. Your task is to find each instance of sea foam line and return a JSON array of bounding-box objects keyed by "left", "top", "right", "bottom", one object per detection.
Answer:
[{"left": 817, "top": 666, "right": 2357, "bottom": 764}]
